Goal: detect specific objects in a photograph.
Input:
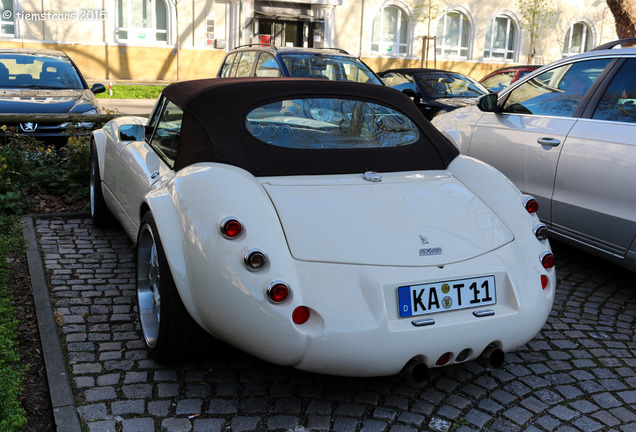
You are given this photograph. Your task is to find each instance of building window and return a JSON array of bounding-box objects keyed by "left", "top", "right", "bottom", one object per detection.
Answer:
[
  {"left": 116, "top": 0, "right": 168, "bottom": 43},
  {"left": 371, "top": 5, "right": 409, "bottom": 55},
  {"left": 436, "top": 11, "right": 470, "bottom": 59},
  {"left": 0, "top": 0, "right": 15, "bottom": 36},
  {"left": 484, "top": 15, "right": 517, "bottom": 61},
  {"left": 563, "top": 22, "right": 592, "bottom": 56}
]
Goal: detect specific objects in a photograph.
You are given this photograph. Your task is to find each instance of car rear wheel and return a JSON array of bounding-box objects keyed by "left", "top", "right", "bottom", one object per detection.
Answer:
[
  {"left": 136, "top": 211, "right": 209, "bottom": 362},
  {"left": 89, "top": 141, "right": 115, "bottom": 228}
]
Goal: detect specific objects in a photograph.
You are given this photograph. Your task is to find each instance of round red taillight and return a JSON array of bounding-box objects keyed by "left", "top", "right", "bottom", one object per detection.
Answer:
[
  {"left": 524, "top": 197, "right": 539, "bottom": 214},
  {"left": 292, "top": 306, "right": 310, "bottom": 325},
  {"left": 220, "top": 218, "right": 242, "bottom": 239},
  {"left": 541, "top": 274, "right": 549, "bottom": 290},
  {"left": 541, "top": 252, "right": 556, "bottom": 269},
  {"left": 436, "top": 352, "right": 452, "bottom": 367},
  {"left": 267, "top": 282, "right": 289, "bottom": 304}
]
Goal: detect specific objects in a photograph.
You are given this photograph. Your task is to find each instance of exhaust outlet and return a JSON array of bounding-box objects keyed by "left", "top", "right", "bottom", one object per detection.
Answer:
[
  {"left": 402, "top": 360, "right": 429, "bottom": 382},
  {"left": 479, "top": 346, "right": 505, "bottom": 368}
]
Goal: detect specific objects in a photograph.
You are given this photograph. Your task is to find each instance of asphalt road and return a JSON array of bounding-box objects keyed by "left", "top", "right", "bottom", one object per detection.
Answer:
[{"left": 24, "top": 214, "right": 636, "bottom": 432}]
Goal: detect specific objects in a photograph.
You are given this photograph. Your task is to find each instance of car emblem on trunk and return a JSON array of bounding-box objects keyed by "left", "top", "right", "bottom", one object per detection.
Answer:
[{"left": 20, "top": 122, "right": 38, "bottom": 132}]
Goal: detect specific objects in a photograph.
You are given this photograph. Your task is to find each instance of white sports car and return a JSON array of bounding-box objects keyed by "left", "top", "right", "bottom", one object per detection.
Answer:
[{"left": 90, "top": 77, "right": 555, "bottom": 379}]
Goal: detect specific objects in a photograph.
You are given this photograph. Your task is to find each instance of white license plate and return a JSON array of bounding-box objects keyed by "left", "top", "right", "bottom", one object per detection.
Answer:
[{"left": 398, "top": 275, "right": 496, "bottom": 318}]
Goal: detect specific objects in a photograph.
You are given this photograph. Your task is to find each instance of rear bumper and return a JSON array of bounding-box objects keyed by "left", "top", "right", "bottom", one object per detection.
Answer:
[
  {"left": 192, "top": 241, "right": 555, "bottom": 377},
  {"left": 289, "top": 247, "right": 553, "bottom": 376}
]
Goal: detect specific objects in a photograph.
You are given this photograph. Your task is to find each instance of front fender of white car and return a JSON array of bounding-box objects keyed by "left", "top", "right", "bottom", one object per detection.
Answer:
[
  {"left": 92, "top": 116, "right": 147, "bottom": 178},
  {"left": 91, "top": 128, "right": 107, "bottom": 176},
  {"left": 147, "top": 163, "right": 309, "bottom": 366},
  {"left": 431, "top": 106, "right": 484, "bottom": 154}
]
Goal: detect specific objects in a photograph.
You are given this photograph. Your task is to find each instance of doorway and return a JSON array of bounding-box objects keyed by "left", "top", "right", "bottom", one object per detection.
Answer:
[{"left": 256, "top": 19, "right": 305, "bottom": 47}]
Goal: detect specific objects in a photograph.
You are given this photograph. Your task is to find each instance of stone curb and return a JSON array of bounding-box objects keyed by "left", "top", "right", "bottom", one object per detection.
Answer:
[{"left": 22, "top": 215, "right": 83, "bottom": 432}]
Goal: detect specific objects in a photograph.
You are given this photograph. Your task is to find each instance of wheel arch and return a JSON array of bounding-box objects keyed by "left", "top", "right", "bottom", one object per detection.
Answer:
[
  {"left": 142, "top": 190, "right": 203, "bottom": 326},
  {"left": 91, "top": 129, "right": 108, "bottom": 177}
]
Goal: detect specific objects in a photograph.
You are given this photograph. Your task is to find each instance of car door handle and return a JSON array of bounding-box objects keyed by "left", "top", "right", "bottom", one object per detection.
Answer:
[{"left": 537, "top": 137, "right": 561, "bottom": 146}]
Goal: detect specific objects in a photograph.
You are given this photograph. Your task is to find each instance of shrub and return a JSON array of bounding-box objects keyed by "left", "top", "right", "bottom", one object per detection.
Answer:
[
  {"left": 60, "top": 128, "right": 91, "bottom": 198},
  {"left": 0, "top": 126, "right": 91, "bottom": 215}
]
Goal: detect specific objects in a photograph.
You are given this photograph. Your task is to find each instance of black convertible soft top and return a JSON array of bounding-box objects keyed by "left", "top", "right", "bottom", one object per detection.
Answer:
[{"left": 162, "top": 77, "right": 459, "bottom": 175}]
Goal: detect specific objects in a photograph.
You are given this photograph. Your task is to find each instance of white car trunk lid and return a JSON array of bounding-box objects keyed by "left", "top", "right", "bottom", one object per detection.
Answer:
[{"left": 263, "top": 174, "right": 513, "bottom": 266}]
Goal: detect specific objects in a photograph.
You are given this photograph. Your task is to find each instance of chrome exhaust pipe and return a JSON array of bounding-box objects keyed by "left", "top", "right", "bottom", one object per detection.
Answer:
[
  {"left": 479, "top": 346, "right": 505, "bottom": 368},
  {"left": 402, "top": 360, "right": 429, "bottom": 382}
]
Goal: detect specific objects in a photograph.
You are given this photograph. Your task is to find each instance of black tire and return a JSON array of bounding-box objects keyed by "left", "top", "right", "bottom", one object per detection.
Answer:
[
  {"left": 135, "top": 211, "right": 209, "bottom": 363},
  {"left": 89, "top": 141, "right": 116, "bottom": 228}
]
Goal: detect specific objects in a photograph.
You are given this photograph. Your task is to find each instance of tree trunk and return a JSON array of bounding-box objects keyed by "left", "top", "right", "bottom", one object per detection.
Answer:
[{"left": 606, "top": 0, "right": 636, "bottom": 39}]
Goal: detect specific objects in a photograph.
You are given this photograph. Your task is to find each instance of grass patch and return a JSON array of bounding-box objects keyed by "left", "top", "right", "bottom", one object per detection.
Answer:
[
  {"left": 96, "top": 84, "right": 166, "bottom": 99},
  {"left": 0, "top": 216, "right": 27, "bottom": 431}
]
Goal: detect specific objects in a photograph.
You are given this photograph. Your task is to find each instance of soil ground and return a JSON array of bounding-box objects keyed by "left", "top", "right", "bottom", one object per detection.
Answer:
[{"left": 10, "top": 192, "right": 88, "bottom": 430}]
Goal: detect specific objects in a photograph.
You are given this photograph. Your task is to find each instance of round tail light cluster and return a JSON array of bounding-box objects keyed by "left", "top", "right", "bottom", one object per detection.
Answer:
[
  {"left": 244, "top": 249, "right": 266, "bottom": 271},
  {"left": 540, "top": 251, "right": 556, "bottom": 269},
  {"left": 523, "top": 197, "right": 539, "bottom": 214},
  {"left": 533, "top": 224, "right": 549, "bottom": 241},
  {"left": 220, "top": 217, "right": 242, "bottom": 239},
  {"left": 267, "top": 281, "right": 290, "bottom": 303}
]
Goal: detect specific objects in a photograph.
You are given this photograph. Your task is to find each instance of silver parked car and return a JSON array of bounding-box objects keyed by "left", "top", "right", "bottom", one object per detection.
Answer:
[{"left": 433, "top": 38, "right": 636, "bottom": 272}]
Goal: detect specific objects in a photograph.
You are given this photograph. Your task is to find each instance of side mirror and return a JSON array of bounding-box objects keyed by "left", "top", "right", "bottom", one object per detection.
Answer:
[
  {"left": 477, "top": 93, "right": 500, "bottom": 113},
  {"left": 119, "top": 124, "right": 145, "bottom": 141},
  {"left": 402, "top": 88, "right": 421, "bottom": 103},
  {"left": 91, "top": 83, "right": 106, "bottom": 94}
]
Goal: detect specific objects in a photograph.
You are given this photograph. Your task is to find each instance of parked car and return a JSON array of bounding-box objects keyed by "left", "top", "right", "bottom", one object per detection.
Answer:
[
  {"left": 479, "top": 65, "right": 542, "bottom": 93},
  {"left": 378, "top": 68, "right": 489, "bottom": 120},
  {"left": 0, "top": 48, "right": 105, "bottom": 145},
  {"left": 90, "top": 77, "right": 555, "bottom": 378},
  {"left": 432, "top": 38, "right": 636, "bottom": 272},
  {"left": 217, "top": 44, "right": 383, "bottom": 85}
]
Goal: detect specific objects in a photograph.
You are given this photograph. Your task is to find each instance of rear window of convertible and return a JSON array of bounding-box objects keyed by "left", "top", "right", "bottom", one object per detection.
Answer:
[{"left": 245, "top": 98, "right": 419, "bottom": 149}]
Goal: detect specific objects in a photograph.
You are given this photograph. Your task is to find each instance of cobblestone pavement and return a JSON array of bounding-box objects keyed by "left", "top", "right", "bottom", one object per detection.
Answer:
[{"left": 33, "top": 215, "right": 636, "bottom": 432}]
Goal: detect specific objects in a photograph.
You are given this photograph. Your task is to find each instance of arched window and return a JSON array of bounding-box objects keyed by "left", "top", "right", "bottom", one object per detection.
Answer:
[
  {"left": 371, "top": 5, "right": 409, "bottom": 55},
  {"left": 484, "top": 15, "right": 517, "bottom": 61},
  {"left": 563, "top": 22, "right": 593, "bottom": 56},
  {"left": 116, "top": 0, "right": 168, "bottom": 43},
  {"left": 0, "top": 0, "right": 15, "bottom": 36},
  {"left": 436, "top": 11, "right": 470, "bottom": 59}
]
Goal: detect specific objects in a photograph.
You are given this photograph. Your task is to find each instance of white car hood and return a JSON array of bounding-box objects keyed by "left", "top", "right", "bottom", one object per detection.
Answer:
[{"left": 263, "top": 173, "right": 513, "bottom": 266}]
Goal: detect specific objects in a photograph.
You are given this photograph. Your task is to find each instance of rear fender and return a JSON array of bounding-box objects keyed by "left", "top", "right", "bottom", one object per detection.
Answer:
[
  {"left": 145, "top": 163, "right": 296, "bottom": 334},
  {"left": 449, "top": 155, "right": 555, "bottom": 305},
  {"left": 143, "top": 188, "right": 198, "bottom": 322},
  {"left": 449, "top": 155, "right": 537, "bottom": 234}
]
